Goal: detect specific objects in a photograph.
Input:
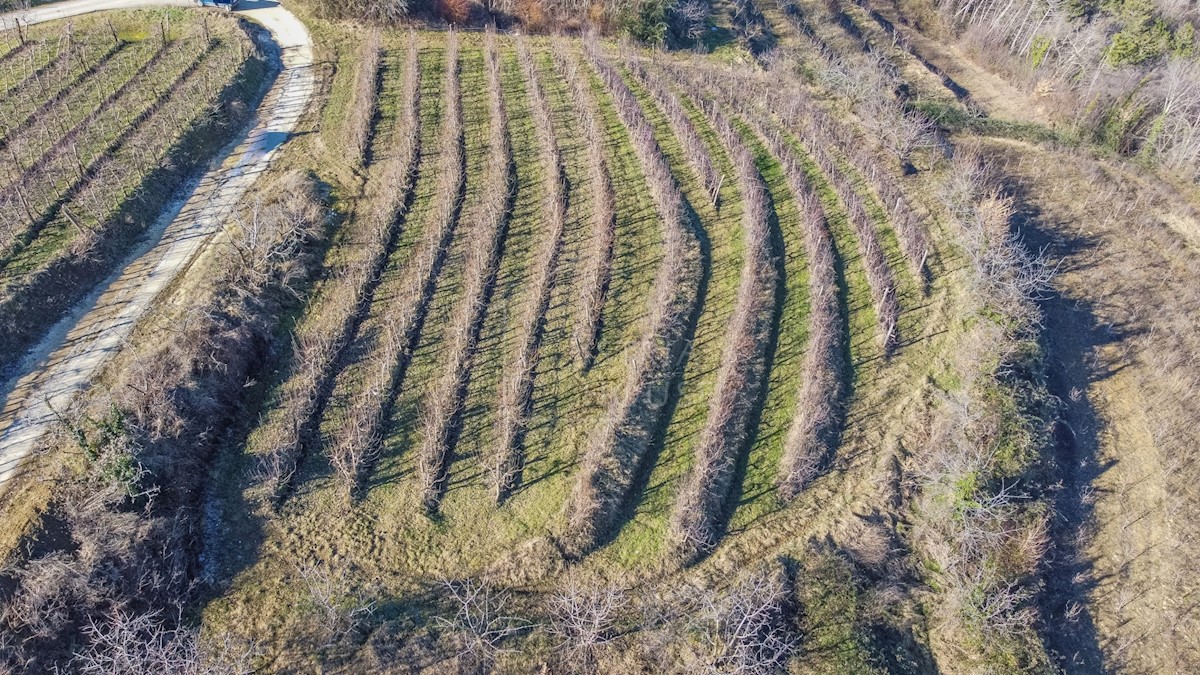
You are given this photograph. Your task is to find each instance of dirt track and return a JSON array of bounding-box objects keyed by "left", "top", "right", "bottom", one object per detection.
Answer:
[{"left": 0, "top": 0, "right": 314, "bottom": 492}]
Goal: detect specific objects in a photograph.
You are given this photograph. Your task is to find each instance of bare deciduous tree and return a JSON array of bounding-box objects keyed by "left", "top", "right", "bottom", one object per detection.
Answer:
[
  {"left": 297, "top": 560, "right": 376, "bottom": 649},
  {"left": 546, "top": 577, "right": 626, "bottom": 666}
]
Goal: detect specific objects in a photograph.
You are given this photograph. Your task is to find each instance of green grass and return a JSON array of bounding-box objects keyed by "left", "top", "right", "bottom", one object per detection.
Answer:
[
  {"left": 593, "top": 65, "right": 746, "bottom": 570},
  {"left": 911, "top": 98, "right": 1074, "bottom": 146},
  {"left": 724, "top": 118, "right": 809, "bottom": 532},
  {"left": 792, "top": 549, "right": 890, "bottom": 674},
  {"left": 313, "top": 21, "right": 372, "bottom": 175}
]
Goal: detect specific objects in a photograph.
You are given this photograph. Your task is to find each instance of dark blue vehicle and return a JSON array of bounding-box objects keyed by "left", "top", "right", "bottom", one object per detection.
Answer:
[{"left": 197, "top": 0, "right": 238, "bottom": 9}]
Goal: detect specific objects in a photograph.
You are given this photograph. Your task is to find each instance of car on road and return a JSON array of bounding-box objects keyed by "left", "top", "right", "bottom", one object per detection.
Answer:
[{"left": 197, "top": 0, "right": 238, "bottom": 9}]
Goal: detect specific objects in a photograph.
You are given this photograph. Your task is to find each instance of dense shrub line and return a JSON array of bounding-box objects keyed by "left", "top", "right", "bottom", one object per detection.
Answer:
[
  {"left": 626, "top": 56, "right": 721, "bottom": 207},
  {"left": 551, "top": 40, "right": 616, "bottom": 371},
  {"left": 658, "top": 64, "right": 779, "bottom": 562},
  {"left": 252, "top": 37, "right": 438, "bottom": 498},
  {"left": 910, "top": 152, "right": 1056, "bottom": 667},
  {"left": 416, "top": 30, "right": 508, "bottom": 513},
  {"left": 560, "top": 39, "right": 701, "bottom": 559},
  {"left": 489, "top": 35, "right": 569, "bottom": 501},
  {"left": 324, "top": 32, "right": 424, "bottom": 497},
  {"left": 344, "top": 28, "right": 381, "bottom": 167},
  {"left": 664, "top": 60, "right": 850, "bottom": 498}
]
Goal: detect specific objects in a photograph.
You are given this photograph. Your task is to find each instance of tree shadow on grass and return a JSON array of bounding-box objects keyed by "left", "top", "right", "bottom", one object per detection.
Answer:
[{"left": 1005, "top": 175, "right": 1123, "bottom": 674}]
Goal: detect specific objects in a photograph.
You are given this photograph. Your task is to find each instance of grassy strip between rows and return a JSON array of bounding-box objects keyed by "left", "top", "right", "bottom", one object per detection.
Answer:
[
  {"left": 724, "top": 119, "right": 810, "bottom": 532},
  {"left": 594, "top": 63, "right": 743, "bottom": 571}
]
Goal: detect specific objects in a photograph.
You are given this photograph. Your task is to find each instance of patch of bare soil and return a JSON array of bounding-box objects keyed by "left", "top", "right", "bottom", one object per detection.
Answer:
[{"left": 983, "top": 137, "right": 1200, "bottom": 673}]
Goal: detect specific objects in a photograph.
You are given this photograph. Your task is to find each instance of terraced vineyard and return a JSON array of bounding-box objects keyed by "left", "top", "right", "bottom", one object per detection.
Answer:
[
  {"left": 5, "top": 1, "right": 1171, "bottom": 671},
  {"left": 173, "top": 28, "right": 1046, "bottom": 672},
  {"left": 0, "top": 8, "right": 269, "bottom": 375}
]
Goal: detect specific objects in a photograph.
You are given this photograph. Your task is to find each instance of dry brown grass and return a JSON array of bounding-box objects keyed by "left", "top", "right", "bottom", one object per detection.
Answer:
[{"left": 986, "top": 137, "right": 1200, "bottom": 673}]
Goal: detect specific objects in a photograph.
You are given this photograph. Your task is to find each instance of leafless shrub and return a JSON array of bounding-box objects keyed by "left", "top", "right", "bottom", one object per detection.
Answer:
[
  {"left": 224, "top": 173, "right": 325, "bottom": 297},
  {"left": 684, "top": 569, "right": 797, "bottom": 674},
  {"left": 344, "top": 28, "right": 381, "bottom": 167},
  {"left": 2, "top": 552, "right": 92, "bottom": 641},
  {"left": 546, "top": 576, "right": 626, "bottom": 666},
  {"left": 730, "top": 0, "right": 774, "bottom": 57},
  {"left": 668, "top": 0, "right": 712, "bottom": 45},
  {"left": 938, "top": 152, "right": 1050, "bottom": 334},
  {"left": 436, "top": 578, "right": 529, "bottom": 668},
  {"left": 417, "top": 29, "right": 507, "bottom": 513},
  {"left": 649, "top": 59, "right": 778, "bottom": 562},
  {"left": 561, "top": 38, "right": 702, "bottom": 558},
  {"left": 491, "top": 34, "right": 569, "bottom": 502},
  {"left": 552, "top": 40, "right": 616, "bottom": 370}
]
